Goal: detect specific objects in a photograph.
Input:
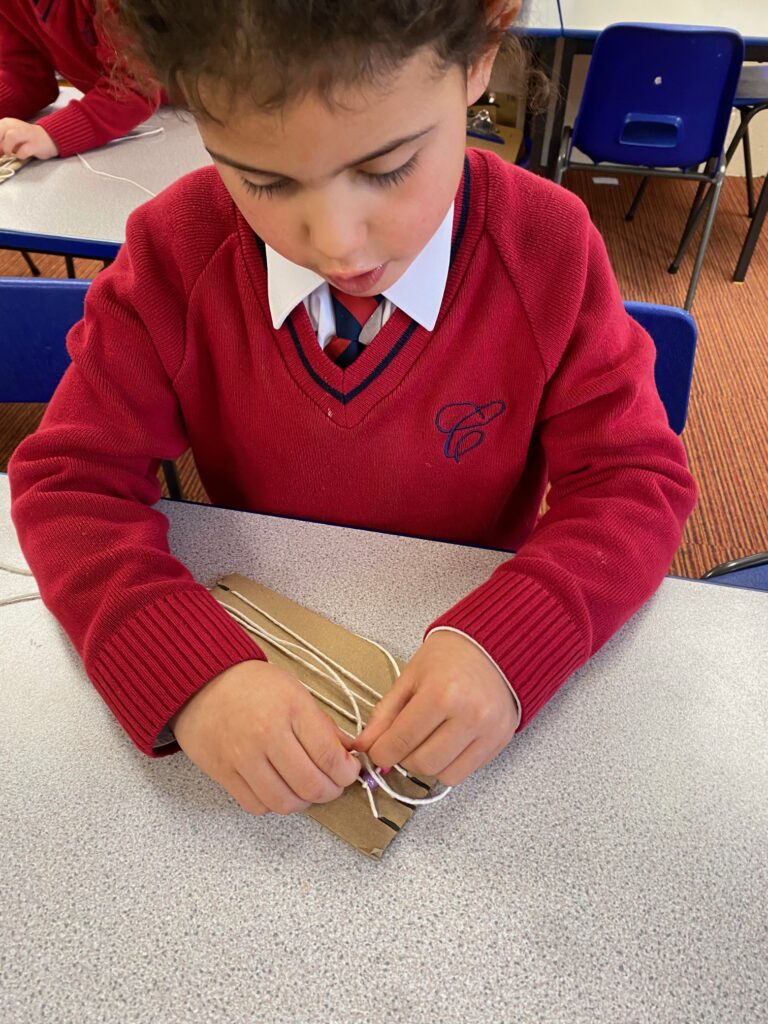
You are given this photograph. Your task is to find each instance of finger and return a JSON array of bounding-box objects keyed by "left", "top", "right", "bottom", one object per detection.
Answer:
[
  {"left": 398, "top": 718, "right": 476, "bottom": 779},
  {"left": 291, "top": 714, "right": 360, "bottom": 793},
  {"left": 438, "top": 735, "right": 506, "bottom": 787},
  {"left": 242, "top": 755, "right": 312, "bottom": 816},
  {"left": 14, "top": 142, "right": 35, "bottom": 161},
  {"left": 3, "top": 129, "right": 26, "bottom": 155},
  {"left": 353, "top": 674, "right": 416, "bottom": 752},
  {"left": 335, "top": 725, "right": 357, "bottom": 750},
  {"left": 365, "top": 689, "right": 447, "bottom": 771},
  {"left": 227, "top": 770, "right": 269, "bottom": 816}
]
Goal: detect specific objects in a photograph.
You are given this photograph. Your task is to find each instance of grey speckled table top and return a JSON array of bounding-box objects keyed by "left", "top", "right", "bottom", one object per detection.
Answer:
[
  {"left": 0, "top": 89, "right": 210, "bottom": 251},
  {"left": 1, "top": 476, "right": 766, "bottom": 1024}
]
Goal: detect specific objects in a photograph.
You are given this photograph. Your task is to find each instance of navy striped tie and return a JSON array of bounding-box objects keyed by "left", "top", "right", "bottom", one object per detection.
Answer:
[{"left": 325, "top": 287, "right": 383, "bottom": 368}]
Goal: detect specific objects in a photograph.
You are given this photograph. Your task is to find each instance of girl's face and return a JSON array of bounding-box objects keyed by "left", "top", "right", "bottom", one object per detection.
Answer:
[{"left": 197, "top": 48, "right": 492, "bottom": 296}]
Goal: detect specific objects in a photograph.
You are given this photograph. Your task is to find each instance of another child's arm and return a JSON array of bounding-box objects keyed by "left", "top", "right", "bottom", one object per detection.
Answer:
[
  {"left": 0, "top": 11, "right": 60, "bottom": 145},
  {"left": 0, "top": 9, "right": 161, "bottom": 160}
]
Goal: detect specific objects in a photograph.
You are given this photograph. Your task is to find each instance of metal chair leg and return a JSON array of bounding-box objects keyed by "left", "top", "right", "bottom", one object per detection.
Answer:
[
  {"left": 161, "top": 460, "right": 183, "bottom": 500},
  {"left": 669, "top": 180, "right": 712, "bottom": 274},
  {"left": 733, "top": 173, "right": 768, "bottom": 282},
  {"left": 740, "top": 114, "right": 756, "bottom": 217},
  {"left": 553, "top": 126, "right": 572, "bottom": 186},
  {"left": 684, "top": 166, "right": 726, "bottom": 310},
  {"left": 20, "top": 251, "right": 41, "bottom": 276},
  {"left": 625, "top": 176, "right": 650, "bottom": 221}
]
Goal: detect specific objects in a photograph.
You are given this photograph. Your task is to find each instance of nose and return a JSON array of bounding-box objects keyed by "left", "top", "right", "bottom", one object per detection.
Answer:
[{"left": 303, "top": 187, "right": 368, "bottom": 267}]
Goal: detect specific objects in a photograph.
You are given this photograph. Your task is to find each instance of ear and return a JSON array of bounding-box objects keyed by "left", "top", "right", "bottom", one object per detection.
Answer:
[{"left": 466, "top": 1, "right": 522, "bottom": 105}]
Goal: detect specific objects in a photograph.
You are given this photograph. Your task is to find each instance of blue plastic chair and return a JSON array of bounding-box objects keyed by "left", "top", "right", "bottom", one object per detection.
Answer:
[
  {"left": 0, "top": 278, "right": 89, "bottom": 402},
  {"left": 554, "top": 23, "right": 744, "bottom": 310},
  {"left": 0, "top": 277, "right": 182, "bottom": 497},
  {"left": 701, "top": 553, "right": 768, "bottom": 592},
  {"left": 624, "top": 301, "right": 697, "bottom": 435}
]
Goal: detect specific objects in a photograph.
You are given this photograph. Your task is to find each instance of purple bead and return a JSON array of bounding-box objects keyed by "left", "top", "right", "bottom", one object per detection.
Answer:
[{"left": 360, "top": 769, "right": 379, "bottom": 790}]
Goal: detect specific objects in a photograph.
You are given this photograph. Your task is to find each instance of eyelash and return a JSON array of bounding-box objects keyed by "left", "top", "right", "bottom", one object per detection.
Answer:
[{"left": 239, "top": 153, "right": 420, "bottom": 199}]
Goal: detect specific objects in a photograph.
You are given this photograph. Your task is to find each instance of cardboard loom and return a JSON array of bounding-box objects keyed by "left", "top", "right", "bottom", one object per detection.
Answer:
[
  {"left": 0, "top": 154, "right": 32, "bottom": 183},
  {"left": 211, "top": 574, "right": 435, "bottom": 859}
]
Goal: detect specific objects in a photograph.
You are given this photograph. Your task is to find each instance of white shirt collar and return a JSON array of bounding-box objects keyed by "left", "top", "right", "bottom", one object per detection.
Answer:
[{"left": 265, "top": 202, "right": 453, "bottom": 333}]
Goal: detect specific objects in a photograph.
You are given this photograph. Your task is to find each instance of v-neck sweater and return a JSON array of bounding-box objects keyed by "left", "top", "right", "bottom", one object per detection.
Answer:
[
  {"left": 0, "top": 0, "right": 161, "bottom": 157},
  {"left": 9, "top": 148, "right": 697, "bottom": 756}
]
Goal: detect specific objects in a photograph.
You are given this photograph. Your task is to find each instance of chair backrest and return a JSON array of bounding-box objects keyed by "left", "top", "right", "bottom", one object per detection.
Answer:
[
  {"left": 573, "top": 24, "right": 744, "bottom": 168},
  {"left": 624, "top": 301, "right": 697, "bottom": 434},
  {"left": 0, "top": 277, "right": 90, "bottom": 402}
]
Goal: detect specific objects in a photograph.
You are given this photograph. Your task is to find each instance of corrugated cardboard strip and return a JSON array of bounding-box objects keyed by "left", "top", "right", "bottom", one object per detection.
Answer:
[{"left": 211, "top": 574, "right": 435, "bottom": 859}]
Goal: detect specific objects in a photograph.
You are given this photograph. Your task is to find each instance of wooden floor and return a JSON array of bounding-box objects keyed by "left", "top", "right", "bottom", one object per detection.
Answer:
[{"left": 1, "top": 170, "right": 767, "bottom": 578}]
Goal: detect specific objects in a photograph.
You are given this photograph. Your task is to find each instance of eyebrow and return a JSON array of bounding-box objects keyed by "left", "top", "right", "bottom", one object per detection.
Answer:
[{"left": 205, "top": 126, "right": 435, "bottom": 180}]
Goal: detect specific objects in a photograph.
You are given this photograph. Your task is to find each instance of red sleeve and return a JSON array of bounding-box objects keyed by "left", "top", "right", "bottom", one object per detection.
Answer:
[
  {"left": 8, "top": 199, "right": 264, "bottom": 756},
  {"left": 427, "top": 192, "right": 697, "bottom": 727},
  {"left": 35, "top": 16, "right": 161, "bottom": 157},
  {"left": 0, "top": 11, "right": 59, "bottom": 119}
]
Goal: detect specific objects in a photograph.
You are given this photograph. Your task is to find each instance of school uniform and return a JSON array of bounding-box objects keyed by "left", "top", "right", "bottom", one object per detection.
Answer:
[
  {"left": 0, "top": 0, "right": 161, "bottom": 156},
  {"left": 9, "top": 148, "right": 697, "bottom": 754}
]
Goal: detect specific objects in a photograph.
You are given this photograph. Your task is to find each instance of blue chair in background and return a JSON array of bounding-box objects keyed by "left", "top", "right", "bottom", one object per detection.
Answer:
[
  {"left": 554, "top": 23, "right": 744, "bottom": 310},
  {"left": 701, "top": 553, "right": 768, "bottom": 592},
  {"left": 624, "top": 300, "right": 697, "bottom": 434},
  {"left": 0, "top": 277, "right": 182, "bottom": 498}
]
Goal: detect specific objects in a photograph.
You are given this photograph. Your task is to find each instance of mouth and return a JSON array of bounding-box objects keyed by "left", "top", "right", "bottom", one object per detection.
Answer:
[{"left": 324, "top": 263, "right": 387, "bottom": 295}]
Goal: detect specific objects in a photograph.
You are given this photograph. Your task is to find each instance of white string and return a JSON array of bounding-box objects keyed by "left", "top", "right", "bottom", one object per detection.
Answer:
[
  {"left": 75, "top": 152, "right": 157, "bottom": 198},
  {"left": 219, "top": 587, "right": 452, "bottom": 813},
  {"left": 0, "top": 562, "right": 34, "bottom": 576},
  {"left": 0, "top": 564, "right": 40, "bottom": 606},
  {"left": 0, "top": 591, "right": 40, "bottom": 607},
  {"left": 227, "top": 587, "right": 394, "bottom": 703},
  {"left": 73, "top": 125, "right": 164, "bottom": 197}
]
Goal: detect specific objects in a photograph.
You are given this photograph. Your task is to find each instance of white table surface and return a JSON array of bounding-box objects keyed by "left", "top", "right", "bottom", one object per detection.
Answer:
[
  {"left": 0, "top": 88, "right": 210, "bottom": 254},
  {"left": 558, "top": 0, "right": 768, "bottom": 42},
  {"left": 1, "top": 474, "right": 766, "bottom": 1024}
]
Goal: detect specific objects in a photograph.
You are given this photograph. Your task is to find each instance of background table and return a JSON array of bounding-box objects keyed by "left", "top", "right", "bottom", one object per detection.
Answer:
[
  {"left": 1, "top": 476, "right": 766, "bottom": 1023},
  {"left": 0, "top": 89, "right": 210, "bottom": 263}
]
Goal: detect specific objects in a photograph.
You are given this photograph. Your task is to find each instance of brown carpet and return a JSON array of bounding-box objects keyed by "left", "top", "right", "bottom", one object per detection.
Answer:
[{"left": 2, "top": 172, "right": 767, "bottom": 578}]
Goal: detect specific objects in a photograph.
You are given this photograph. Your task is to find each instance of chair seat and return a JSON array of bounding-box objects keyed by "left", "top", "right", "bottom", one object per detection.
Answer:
[
  {"left": 703, "top": 563, "right": 768, "bottom": 592},
  {"left": 734, "top": 65, "right": 768, "bottom": 106}
]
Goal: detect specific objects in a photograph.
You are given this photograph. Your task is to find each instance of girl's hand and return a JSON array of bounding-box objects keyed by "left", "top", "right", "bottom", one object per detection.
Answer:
[
  {"left": 170, "top": 660, "right": 361, "bottom": 815},
  {"left": 0, "top": 119, "right": 58, "bottom": 160},
  {"left": 353, "top": 631, "right": 520, "bottom": 786}
]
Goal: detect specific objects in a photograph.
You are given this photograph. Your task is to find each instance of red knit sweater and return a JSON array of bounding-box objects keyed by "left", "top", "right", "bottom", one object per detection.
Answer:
[
  {"left": 0, "top": 0, "right": 160, "bottom": 157},
  {"left": 9, "top": 149, "right": 697, "bottom": 755}
]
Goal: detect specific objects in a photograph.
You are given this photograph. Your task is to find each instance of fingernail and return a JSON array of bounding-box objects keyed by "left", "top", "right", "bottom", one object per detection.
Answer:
[{"left": 379, "top": 766, "right": 391, "bottom": 776}]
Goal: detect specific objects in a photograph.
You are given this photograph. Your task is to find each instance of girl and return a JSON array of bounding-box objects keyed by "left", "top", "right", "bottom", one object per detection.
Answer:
[{"left": 9, "top": 0, "right": 696, "bottom": 818}]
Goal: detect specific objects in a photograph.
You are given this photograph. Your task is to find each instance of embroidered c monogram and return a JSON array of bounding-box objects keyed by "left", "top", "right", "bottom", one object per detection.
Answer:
[{"left": 435, "top": 401, "right": 506, "bottom": 463}]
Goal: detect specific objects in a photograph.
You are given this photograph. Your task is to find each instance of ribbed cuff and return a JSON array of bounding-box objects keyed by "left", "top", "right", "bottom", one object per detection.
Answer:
[
  {"left": 89, "top": 586, "right": 266, "bottom": 756},
  {"left": 37, "top": 105, "right": 99, "bottom": 158},
  {"left": 425, "top": 570, "right": 587, "bottom": 729}
]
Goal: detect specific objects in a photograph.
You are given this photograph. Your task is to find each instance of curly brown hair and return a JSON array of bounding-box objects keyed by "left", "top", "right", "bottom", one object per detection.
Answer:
[{"left": 101, "top": 1, "right": 529, "bottom": 117}]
